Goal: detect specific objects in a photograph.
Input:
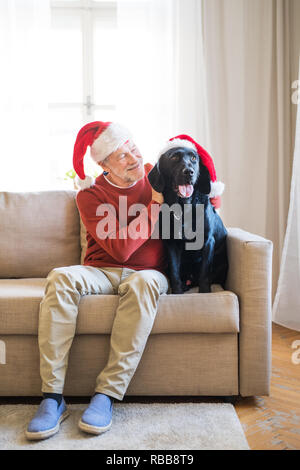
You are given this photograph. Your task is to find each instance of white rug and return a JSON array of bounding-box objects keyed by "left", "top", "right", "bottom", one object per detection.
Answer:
[{"left": 0, "top": 402, "right": 249, "bottom": 450}]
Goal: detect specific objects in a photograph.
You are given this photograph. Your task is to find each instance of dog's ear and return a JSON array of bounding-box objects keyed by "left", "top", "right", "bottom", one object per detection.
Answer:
[
  {"left": 147, "top": 163, "right": 165, "bottom": 193},
  {"left": 195, "top": 161, "right": 211, "bottom": 195}
]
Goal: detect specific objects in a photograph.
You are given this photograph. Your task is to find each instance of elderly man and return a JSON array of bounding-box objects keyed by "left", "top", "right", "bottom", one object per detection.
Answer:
[{"left": 26, "top": 121, "right": 220, "bottom": 440}]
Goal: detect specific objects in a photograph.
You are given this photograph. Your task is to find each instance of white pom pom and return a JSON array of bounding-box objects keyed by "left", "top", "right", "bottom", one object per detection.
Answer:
[
  {"left": 209, "top": 181, "right": 225, "bottom": 198},
  {"left": 75, "top": 175, "right": 96, "bottom": 190}
]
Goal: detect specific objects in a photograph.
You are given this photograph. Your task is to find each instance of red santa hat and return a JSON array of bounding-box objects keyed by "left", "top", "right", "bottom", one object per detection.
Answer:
[
  {"left": 157, "top": 134, "right": 225, "bottom": 198},
  {"left": 73, "top": 121, "right": 133, "bottom": 190}
]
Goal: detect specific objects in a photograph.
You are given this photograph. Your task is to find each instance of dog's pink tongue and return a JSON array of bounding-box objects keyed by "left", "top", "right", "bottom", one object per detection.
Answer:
[{"left": 178, "top": 184, "right": 194, "bottom": 197}]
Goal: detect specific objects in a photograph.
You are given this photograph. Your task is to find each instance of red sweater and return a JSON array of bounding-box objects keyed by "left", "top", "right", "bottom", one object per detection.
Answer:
[{"left": 76, "top": 163, "right": 168, "bottom": 274}]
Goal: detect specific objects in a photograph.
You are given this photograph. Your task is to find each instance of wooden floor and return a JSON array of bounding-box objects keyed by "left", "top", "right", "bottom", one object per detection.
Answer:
[
  {"left": 1, "top": 323, "right": 299, "bottom": 450},
  {"left": 234, "top": 323, "right": 300, "bottom": 450}
]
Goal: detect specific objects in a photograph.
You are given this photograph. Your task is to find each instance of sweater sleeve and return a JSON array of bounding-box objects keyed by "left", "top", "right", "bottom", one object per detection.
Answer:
[{"left": 76, "top": 190, "right": 161, "bottom": 263}]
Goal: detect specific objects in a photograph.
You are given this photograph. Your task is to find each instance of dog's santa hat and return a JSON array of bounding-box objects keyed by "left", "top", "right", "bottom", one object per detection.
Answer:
[
  {"left": 73, "top": 121, "right": 133, "bottom": 190},
  {"left": 157, "top": 134, "right": 225, "bottom": 198}
]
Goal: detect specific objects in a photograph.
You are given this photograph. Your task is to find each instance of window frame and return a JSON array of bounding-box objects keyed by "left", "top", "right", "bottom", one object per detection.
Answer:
[{"left": 50, "top": 0, "right": 117, "bottom": 121}]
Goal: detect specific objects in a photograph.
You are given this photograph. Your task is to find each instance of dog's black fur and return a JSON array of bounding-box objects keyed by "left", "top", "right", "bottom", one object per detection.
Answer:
[{"left": 148, "top": 147, "right": 228, "bottom": 294}]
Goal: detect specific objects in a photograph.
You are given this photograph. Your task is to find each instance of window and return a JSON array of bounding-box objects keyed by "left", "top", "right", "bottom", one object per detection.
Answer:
[{"left": 50, "top": 0, "right": 118, "bottom": 186}]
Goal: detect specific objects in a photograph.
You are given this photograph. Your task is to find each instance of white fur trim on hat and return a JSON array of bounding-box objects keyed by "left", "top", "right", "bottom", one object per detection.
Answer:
[
  {"left": 209, "top": 181, "right": 225, "bottom": 198},
  {"left": 157, "top": 139, "right": 197, "bottom": 160},
  {"left": 90, "top": 122, "right": 133, "bottom": 163},
  {"left": 75, "top": 174, "right": 96, "bottom": 191}
]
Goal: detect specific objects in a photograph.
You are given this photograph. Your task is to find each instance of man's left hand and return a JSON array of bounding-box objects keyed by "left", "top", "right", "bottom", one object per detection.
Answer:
[{"left": 152, "top": 188, "right": 164, "bottom": 204}]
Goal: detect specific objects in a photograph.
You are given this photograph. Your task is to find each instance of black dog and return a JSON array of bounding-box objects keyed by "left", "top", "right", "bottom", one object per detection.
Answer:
[{"left": 148, "top": 146, "right": 228, "bottom": 294}]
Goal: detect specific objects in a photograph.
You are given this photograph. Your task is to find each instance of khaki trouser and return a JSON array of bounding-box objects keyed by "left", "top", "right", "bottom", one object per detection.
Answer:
[{"left": 38, "top": 265, "right": 170, "bottom": 401}]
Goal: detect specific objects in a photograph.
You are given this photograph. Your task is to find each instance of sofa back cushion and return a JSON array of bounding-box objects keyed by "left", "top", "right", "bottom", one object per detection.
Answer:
[
  {"left": 0, "top": 191, "right": 81, "bottom": 278},
  {"left": 80, "top": 217, "right": 87, "bottom": 265}
]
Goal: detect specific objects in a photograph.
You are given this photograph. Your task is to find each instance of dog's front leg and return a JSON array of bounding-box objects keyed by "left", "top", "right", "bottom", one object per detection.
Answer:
[
  {"left": 197, "top": 236, "right": 215, "bottom": 293},
  {"left": 165, "top": 241, "right": 184, "bottom": 294}
]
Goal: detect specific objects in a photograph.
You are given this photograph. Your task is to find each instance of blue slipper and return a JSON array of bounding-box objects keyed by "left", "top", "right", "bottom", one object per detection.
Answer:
[
  {"left": 26, "top": 398, "right": 69, "bottom": 440},
  {"left": 78, "top": 393, "right": 113, "bottom": 435}
]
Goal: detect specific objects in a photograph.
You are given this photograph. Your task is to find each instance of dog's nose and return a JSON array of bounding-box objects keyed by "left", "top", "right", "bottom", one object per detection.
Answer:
[{"left": 182, "top": 168, "right": 194, "bottom": 176}]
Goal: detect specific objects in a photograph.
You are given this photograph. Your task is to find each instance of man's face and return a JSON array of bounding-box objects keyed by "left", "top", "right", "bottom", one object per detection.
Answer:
[{"left": 100, "top": 140, "right": 144, "bottom": 185}]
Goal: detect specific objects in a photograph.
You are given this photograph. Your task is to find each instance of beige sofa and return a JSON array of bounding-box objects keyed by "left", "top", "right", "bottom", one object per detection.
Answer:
[{"left": 0, "top": 190, "right": 273, "bottom": 398}]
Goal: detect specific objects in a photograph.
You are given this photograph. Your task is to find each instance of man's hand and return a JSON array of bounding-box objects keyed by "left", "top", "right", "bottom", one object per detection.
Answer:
[
  {"left": 152, "top": 188, "right": 164, "bottom": 204},
  {"left": 210, "top": 196, "right": 221, "bottom": 209}
]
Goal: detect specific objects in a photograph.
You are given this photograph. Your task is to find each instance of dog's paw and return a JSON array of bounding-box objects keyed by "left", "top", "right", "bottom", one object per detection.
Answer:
[
  {"left": 198, "top": 283, "right": 211, "bottom": 293},
  {"left": 171, "top": 283, "right": 184, "bottom": 294}
]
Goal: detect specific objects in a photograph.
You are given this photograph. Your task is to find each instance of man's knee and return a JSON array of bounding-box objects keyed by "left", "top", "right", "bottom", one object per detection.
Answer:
[
  {"left": 40, "top": 267, "right": 81, "bottom": 321},
  {"left": 118, "top": 270, "right": 164, "bottom": 296},
  {"left": 46, "top": 266, "right": 76, "bottom": 289}
]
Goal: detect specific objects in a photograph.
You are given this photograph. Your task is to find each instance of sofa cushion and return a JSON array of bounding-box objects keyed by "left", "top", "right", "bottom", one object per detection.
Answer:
[
  {"left": 0, "top": 279, "right": 239, "bottom": 335},
  {"left": 0, "top": 191, "right": 81, "bottom": 278},
  {"left": 80, "top": 217, "right": 87, "bottom": 264}
]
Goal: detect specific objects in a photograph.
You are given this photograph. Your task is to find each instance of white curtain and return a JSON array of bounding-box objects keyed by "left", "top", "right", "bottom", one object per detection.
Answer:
[
  {"left": 201, "top": 0, "right": 300, "bottom": 301},
  {"left": 171, "top": 0, "right": 210, "bottom": 147},
  {"left": 115, "top": 0, "right": 209, "bottom": 164},
  {"left": 273, "top": 59, "right": 300, "bottom": 331},
  {"left": 0, "top": 0, "right": 51, "bottom": 192}
]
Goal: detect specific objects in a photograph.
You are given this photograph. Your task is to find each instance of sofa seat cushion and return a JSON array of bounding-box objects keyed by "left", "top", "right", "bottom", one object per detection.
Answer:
[{"left": 0, "top": 279, "right": 239, "bottom": 335}]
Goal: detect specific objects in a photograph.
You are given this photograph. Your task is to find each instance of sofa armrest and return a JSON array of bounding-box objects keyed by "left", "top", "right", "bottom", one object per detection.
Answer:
[{"left": 225, "top": 228, "right": 273, "bottom": 396}]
